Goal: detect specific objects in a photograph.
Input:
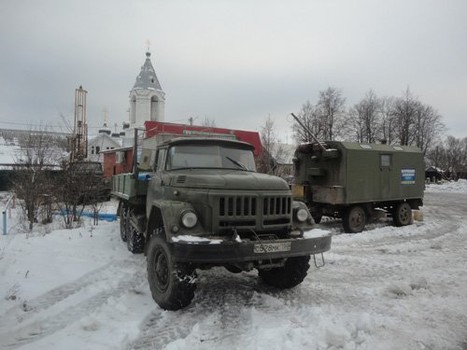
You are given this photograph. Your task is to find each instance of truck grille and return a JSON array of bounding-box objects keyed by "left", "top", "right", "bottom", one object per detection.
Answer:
[
  {"left": 217, "top": 195, "right": 291, "bottom": 228},
  {"left": 219, "top": 196, "right": 257, "bottom": 216},
  {"left": 263, "top": 196, "right": 292, "bottom": 225}
]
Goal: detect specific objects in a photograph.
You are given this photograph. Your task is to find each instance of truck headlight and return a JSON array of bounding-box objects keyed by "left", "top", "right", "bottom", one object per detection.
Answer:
[
  {"left": 181, "top": 211, "right": 198, "bottom": 228},
  {"left": 296, "top": 208, "right": 309, "bottom": 222}
]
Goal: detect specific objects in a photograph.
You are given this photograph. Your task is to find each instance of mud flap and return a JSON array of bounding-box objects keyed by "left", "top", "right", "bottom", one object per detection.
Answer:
[{"left": 313, "top": 253, "right": 325, "bottom": 268}]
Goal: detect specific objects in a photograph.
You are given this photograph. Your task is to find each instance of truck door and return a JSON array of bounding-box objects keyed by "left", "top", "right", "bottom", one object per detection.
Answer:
[
  {"left": 380, "top": 154, "right": 392, "bottom": 199},
  {"left": 148, "top": 148, "right": 166, "bottom": 203}
]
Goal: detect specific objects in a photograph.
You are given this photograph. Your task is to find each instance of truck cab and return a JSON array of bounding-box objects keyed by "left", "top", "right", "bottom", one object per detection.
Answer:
[{"left": 112, "top": 136, "right": 331, "bottom": 310}]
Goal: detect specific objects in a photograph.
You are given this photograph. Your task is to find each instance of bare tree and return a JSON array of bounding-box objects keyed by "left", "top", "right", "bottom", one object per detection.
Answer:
[
  {"left": 412, "top": 104, "right": 445, "bottom": 154},
  {"left": 444, "top": 136, "right": 465, "bottom": 179},
  {"left": 391, "top": 88, "right": 420, "bottom": 146},
  {"left": 390, "top": 87, "right": 445, "bottom": 151},
  {"left": 55, "top": 161, "right": 108, "bottom": 229},
  {"left": 201, "top": 117, "right": 216, "bottom": 128},
  {"left": 380, "top": 97, "right": 396, "bottom": 144},
  {"left": 347, "top": 90, "right": 382, "bottom": 143},
  {"left": 12, "top": 128, "right": 62, "bottom": 230},
  {"left": 257, "top": 116, "right": 287, "bottom": 176},
  {"left": 292, "top": 101, "right": 324, "bottom": 143},
  {"left": 426, "top": 143, "right": 446, "bottom": 169},
  {"left": 295, "top": 86, "right": 445, "bottom": 150},
  {"left": 426, "top": 136, "right": 467, "bottom": 179},
  {"left": 316, "top": 87, "right": 346, "bottom": 140}
]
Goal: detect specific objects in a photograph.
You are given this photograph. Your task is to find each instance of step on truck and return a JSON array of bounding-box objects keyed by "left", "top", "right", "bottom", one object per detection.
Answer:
[{"left": 111, "top": 133, "right": 332, "bottom": 310}]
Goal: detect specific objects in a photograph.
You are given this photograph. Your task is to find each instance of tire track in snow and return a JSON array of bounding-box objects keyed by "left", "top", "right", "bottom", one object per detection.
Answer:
[
  {"left": 327, "top": 192, "right": 466, "bottom": 254},
  {"left": 127, "top": 309, "right": 199, "bottom": 349},
  {"left": 126, "top": 270, "right": 260, "bottom": 349},
  {"left": 0, "top": 260, "right": 146, "bottom": 349},
  {"left": 0, "top": 258, "right": 142, "bottom": 329}
]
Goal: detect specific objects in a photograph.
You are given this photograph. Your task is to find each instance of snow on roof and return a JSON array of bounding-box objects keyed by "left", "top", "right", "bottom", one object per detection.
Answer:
[{"left": 0, "top": 137, "right": 21, "bottom": 165}]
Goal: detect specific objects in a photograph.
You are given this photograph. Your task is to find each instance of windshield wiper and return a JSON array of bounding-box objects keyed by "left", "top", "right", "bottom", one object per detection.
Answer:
[{"left": 225, "top": 156, "right": 248, "bottom": 171}]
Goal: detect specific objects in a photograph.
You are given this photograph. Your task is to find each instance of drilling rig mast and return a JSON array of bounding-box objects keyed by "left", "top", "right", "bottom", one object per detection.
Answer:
[{"left": 70, "top": 86, "right": 88, "bottom": 162}]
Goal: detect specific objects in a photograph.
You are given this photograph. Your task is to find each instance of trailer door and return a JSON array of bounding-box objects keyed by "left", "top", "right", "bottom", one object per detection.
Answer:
[{"left": 380, "top": 154, "right": 392, "bottom": 199}]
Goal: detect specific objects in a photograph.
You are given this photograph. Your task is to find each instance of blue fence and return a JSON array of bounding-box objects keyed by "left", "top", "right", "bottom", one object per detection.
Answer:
[{"left": 80, "top": 211, "right": 117, "bottom": 222}]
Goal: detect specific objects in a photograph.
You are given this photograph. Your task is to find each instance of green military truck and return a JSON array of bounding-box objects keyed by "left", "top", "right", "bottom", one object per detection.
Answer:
[
  {"left": 293, "top": 141, "right": 425, "bottom": 233},
  {"left": 112, "top": 135, "right": 332, "bottom": 310}
]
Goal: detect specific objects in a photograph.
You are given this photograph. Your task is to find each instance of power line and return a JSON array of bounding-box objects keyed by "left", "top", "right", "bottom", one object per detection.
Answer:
[{"left": 0, "top": 120, "right": 113, "bottom": 130}]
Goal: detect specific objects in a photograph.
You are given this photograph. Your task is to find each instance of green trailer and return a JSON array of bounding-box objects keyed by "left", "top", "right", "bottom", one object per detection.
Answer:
[{"left": 293, "top": 141, "right": 425, "bottom": 233}]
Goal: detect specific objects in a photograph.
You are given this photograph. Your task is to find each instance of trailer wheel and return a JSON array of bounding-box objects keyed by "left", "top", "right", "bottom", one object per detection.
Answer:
[
  {"left": 119, "top": 202, "right": 128, "bottom": 242},
  {"left": 393, "top": 202, "right": 412, "bottom": 227},
  {"left": 147, "top": 235, "right": 197, "bottom": 310},
  {"left": 343, "top": 205, "right": 366, "bottom": 233},
  {"left": 259, "top": 256, "right": 310, "bottom": 289}
]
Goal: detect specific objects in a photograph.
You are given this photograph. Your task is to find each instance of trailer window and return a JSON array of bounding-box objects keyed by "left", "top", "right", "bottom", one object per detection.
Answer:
[{"left": 381, "top": 154, "right": 391, "bottom": 167}]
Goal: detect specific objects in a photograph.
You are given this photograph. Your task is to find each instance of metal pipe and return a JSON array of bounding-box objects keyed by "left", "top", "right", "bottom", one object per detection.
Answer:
[
  {"left": 290, "top": 113, "right": 327, "bottom": 152},
  {"left": 2, "top": 210, "right": 6, "bottom": 235}
]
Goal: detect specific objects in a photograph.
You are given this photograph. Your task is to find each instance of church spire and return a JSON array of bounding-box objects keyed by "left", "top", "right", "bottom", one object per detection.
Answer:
[
  {"left": 132, "top": 50, "right": 162, "bottom": 91},
  {"left": 129, "top": 50, "right": 166, "bottom": 128}
]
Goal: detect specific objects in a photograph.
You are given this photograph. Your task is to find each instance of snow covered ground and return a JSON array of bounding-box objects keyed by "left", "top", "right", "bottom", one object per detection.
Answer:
[{"left": 1, "top": 181, "right": 467, "bottom": 349}]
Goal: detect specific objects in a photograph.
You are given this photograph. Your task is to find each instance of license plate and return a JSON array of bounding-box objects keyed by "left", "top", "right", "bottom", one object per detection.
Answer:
[{"left": 254, "top": 242, "right": 291, "bottom": 254}]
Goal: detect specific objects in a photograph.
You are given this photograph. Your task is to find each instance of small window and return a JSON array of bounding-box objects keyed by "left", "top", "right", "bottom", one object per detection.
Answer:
[
  {"left": 381, "top": 154, "right": 391, "bottom": 167},
  {"left": 116, "top": 151, "right": 124, "bottom": 164},
  {"left": 96, "top": 146, "right": 100, "bottom": 154},
  {"left": 157, "top": 149, "right": 167, "bottom": 171}
]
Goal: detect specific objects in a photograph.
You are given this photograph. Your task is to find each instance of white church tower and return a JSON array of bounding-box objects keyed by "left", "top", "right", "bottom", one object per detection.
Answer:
[{"left": 129, "top": 51, "right": 165, "bottom": 129}]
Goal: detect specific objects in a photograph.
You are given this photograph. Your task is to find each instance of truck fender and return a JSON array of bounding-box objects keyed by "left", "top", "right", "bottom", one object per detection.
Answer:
[
  {"left": 291, "top": 200, "right": 314, "bottom": 228},
  {"left": 146, "top": 200, "right": 199, "bottom": 241}
]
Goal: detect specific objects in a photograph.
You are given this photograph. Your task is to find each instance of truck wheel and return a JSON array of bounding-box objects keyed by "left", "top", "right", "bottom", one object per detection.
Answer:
[
  {"left": 393, "top": 202, "right": 412, "bottom": 227},
  {"left": 119, "top": 203, "right": 128, "bottom": 242},
  {"left": 125, "top": 208, "right": 145, "bottom": 254},
  {"left": 259, "top": 256, "right": 310, "bottom": 289},
  {"left": 147, "top": 235, "right": 197, "bottom": 310},
  {"left": 127, "top": 225, "right": 145, "bottom": 254},
  {"left": 343, "top": 205, "right": 366, "bottom": 233}
]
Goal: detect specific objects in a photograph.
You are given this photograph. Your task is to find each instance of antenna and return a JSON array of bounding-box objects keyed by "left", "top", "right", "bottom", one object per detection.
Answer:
[
  {"left": 290, "top": 113, "right": 326, "bottom": 151},
  {"left": 145, "top": 39, "right": 151, "bottom": 52}
]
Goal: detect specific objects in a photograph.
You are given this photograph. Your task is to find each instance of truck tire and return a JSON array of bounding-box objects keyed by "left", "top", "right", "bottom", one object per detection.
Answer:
[
  {"left": 126, "top": 226, "right": 145, "bottom": 254},
  {"left": 393, "top": 202, "right": 412, "bottom": 227},
  {"left": 259, "top": 256, "right": 310, "bottom": 289},
  {"left": 343, "top": 205, "right": 366, "bottom": 233},
  {"left": 125, "top": 208, "right": 145, "bottom": 254},
  {"left": 147, "top": 235, "right": 197, "bottom": 310},
  {"left": 119, "top": 203, "right": 128, "bottom": 242}
]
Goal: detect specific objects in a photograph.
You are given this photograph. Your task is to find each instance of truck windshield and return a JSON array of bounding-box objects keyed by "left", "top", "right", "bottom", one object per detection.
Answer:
[{"left": 166, "top": 144, "right": 256, "bottom": 171}]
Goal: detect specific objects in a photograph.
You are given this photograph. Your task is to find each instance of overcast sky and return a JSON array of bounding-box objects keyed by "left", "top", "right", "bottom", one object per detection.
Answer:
[{"left": 1, "top": 0, "right": 466, "bottom": 142}]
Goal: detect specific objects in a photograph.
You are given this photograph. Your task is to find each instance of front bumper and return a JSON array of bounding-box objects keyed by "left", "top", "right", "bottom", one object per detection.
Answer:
[{"left": 169, "top": 235, "right": 332, "bottom": 264}]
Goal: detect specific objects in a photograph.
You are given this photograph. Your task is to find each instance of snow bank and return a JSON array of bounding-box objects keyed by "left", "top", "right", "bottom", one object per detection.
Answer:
[{"left": 425, "top": 179, "right": 467, "bottom": 193}]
